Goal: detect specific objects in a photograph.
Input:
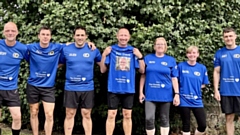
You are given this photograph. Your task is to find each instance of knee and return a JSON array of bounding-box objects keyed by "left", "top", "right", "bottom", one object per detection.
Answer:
[
  {"left": 30, "top": 108, "right": 39, "bottom": 118},
  {"left": 197, "top": 124, "right": 206, "bottom": 132},
  {"left": 45, "top": 112, "right": 54, "bottom": 121},
  {"left": 65, "top": 111, "right": 75, "bottom": 120},
  {"left": 123, "top": 112, "right": 132, "bottom": 120},
  {"left": 145, "top": 118, "right": 155, "bottom": 130},
  {"left": 12, "top": 113, "right": 21, "bottom": 123},
  {"left": 159, "top": 114, "right": 169, "bottom": 127},
  {"left": 107, "top": 111, "right": 117, "bottom": 119},
  {"left": 82, "top": 110, "right": 91, "bottom": 119}
]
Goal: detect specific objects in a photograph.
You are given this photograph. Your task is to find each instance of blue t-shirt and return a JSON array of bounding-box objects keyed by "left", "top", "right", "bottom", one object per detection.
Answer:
[
  {"left": 178, "top": 61, "right": 209, "bottom": 107},
  {"left": 60, "top": 43, "right": 101, "bottom": 91},
  {"left": 0, "top": 40, "right": 28, "bottom": 90},
  {"left": 144, "top": 54, "right": 178, "bottom": 102},
  {"left": 105, "top": 44, "right": 139, "bottom": 94},
  {"left": 27, "top": 42, "right": 64, "bottom": 87},
  {"left": 214, "top": 46, "right": 240, "bottom": 96}
]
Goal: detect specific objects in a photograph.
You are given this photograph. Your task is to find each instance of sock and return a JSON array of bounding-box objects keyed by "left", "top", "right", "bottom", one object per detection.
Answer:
[
  {"left": 182, "top": 131, "right": 191, "bottom": 135},
  {"left": 194, "top": 129, "right": 205, "bottom": 135},
  {"left": 146, "top": 129, "right": 155, "bottom": 135},
  {"left": 12, "top": 129, "right": 20, "bottom": 135},
  {"left": 160, "top": 127, "right": 170, "bottom": 135}
]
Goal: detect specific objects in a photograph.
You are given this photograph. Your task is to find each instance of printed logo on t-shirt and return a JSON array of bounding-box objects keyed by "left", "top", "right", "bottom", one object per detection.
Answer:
[
  {"left": 149, "top": 61, "right": 155, "bottom": 64},
  {"left": 115, "top": 56, "right": 130, "bottom": 71},
  {"left": 83, "top": 53, "right": 90, "bottom": 58},
  {"left": 82, "top": 77, "right": 86, "bottom": 81},
  {"left": 235, "top": 78, "right": 239, "bottom": 82},
  {"left": 161, "top": 84, "right": 165, "bottom": 88},
  {"left": 221, "top": 54, "right": 227, "bottom": 58},
  {"left": 9, "top": 77, "right": 13, "bottom": 80},
  {"left": 161, "top": 62, "right": 167, "bottom": 66},
  {"left": 47, "top": 74, "right": 50, "bottom": 77},
  {"left": 205, "top": 72, "right": 208, "bottom": 76},
  {"left": 36, "top": 50, "right": 42, "bottom": 54},
  {"left": 13, "top": 53, "right": 19, "bottom": 58},
  {"left": 182, "top": 70, "right": 189, "bottom": 73},
  {"left": 48, "top": 51, "right": 54, "bottom": 55},
  {"left": 69, "top": 53, "right": 77, "bottom": 56},
  {"left": 126, "top": 79, "right": 130, "bottom": 83},
  {"left": 194, "top": 72, "right": 200, "bottom": 76},
  {"left": 0, "top": 51, "right": 7, "bottom": 55},
  {"left": 175, "top": 65, "right": 177, "bottom": 69},
  {"left": 233, "top": 54, "right": 240, "bottom": 58}
]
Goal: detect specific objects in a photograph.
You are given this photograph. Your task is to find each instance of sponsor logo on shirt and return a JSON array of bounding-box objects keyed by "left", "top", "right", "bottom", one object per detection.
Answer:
[
  {"left": 161, "top": 62, "right": 167, "bottom": 66},
  {"left": 161, "top": 84, "right": 165, "bottom": 88},
  {"left": 233, "top": 54, "right": 240, "bottom": 58},
  {"left": 235, "top": 78, "right": 239, "bottom": 82},
  {"left": 83, "top": 53, "right": 90, "bottom": 58},
  {"left": 48, "top": 51, "right": 54, "bottom": 55},
  {"left": 221, "top": 54, "right": 227, "bottom": 58},
  {"left": 82, "top": 77, "right": 86, "bottom": 81},
  {"left": 36, "top": 50, "right": 42, "bottom": 54},
  {"left": 205, "top": 72, "right": 208, "bottom": 76},
  {"left": 9, "top": 77, "right": 13, "bottom": 80},
  {"left": 13, "top": 53, "right": 19, "bottom": 58},
  {"left": 0, "top": 51, "right": 7, "bottom": 55},
  {"left": 149, "top": 61, "right": 155, "bottom": 64},
  {"left": 194, "top": 72, "right": 200, "bottom": 76},
  {"left": 175, "top": 65, "right": 177, "bottom": 69},
  {"left": 69, "top": 53, "right": 77, "bottom": 56},
  {"left": 182, "top": 70, "right": 189, "bottom": 73}
]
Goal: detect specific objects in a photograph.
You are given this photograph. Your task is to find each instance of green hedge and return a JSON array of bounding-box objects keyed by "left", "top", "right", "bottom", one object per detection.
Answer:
[{"left": 1, "top": 0, "right": 240, "bottom": 134}]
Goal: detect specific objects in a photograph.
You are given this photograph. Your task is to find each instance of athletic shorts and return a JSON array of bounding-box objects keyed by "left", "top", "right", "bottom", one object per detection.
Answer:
[
  {"left": 63, "top": 90, "right": 94, "bottom": 109},
  {"left": 26, "top": 83, "right": 56, "bottom": 104},
  {"left": 0, "top": 89, "right": 21, "bottom": 107},
  {"left": 220, "top": 96, "right": 240, "bottom": 114},
  {"left": 107, "top": 92, "right": 134, "bottom": 110}
]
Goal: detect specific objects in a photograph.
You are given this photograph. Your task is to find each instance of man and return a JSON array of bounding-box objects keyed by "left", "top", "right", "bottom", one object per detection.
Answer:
[
  {"left": 60, "top": 26, "right": 101, "bottom": 135},
  {"left": 214, "top": 27, "right": 240, "bottom": 135},
  {"left": 101, "top": 28, "right": 144, "bottom": 135},
  {"left": 0, "top": 22, "right": 28, "bottom": 135}
]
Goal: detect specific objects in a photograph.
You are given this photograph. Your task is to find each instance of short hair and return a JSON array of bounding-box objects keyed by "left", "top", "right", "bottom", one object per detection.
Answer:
[
  {"left": 38, "top": 26, "right": 52, "bottom": 34},
  {"left": 73, "top": 26, "right": 87, "bottom": 35},
  {"left": 154, "top": 37, "right": 168, "bottom": 53},
  {"left": 186, "top": 46, "right": 199, "bottom": 53},
  {"left": 223, "top": 27, "right": 236, "bottom": 34}
]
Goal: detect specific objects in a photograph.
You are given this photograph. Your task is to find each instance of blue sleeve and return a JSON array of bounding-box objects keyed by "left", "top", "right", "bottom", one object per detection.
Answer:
[
  {"left": 94, "top": 49, "right": 102, "bottom": 63},
  {"left": 171, "top": 58, "right": 178, "bottom": 77},
  {"left": 134, "top": 56, "right": 140, "bottom": 69},
  {"left": 203, "top": 66, "right": 209, "bottom": 84},
  {"left": 214, "top": 50, "right": 220, "bottom": 68}
]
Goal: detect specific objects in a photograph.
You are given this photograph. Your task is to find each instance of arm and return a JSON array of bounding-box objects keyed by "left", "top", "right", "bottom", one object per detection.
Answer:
[
  {"left": 133, "top": 48, "right": 144, "bottom": 74},
  {"left": 100, "top": 46, "right": 112, "bottom": 73},
  {"left": 139, "top": 74, "right": 146, "bottom": 103},
  {"left": 213, "top": 66, "right": 221, "bottom": 101},
  {"left": 172, "top": 77, "right": 180, "bottom": 106}
]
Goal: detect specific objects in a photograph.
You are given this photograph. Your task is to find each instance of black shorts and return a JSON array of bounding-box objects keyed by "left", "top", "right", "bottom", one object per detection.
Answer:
[
  {"left": 0, "top": 89, "right": 21, "bottom": 107},
  {"left": 26, "top": 83, "right": 56, "bottom": 104},
  {"left": 107, "top": 92, "right": 134, "bottom": 110},
  {"left": 220, "top": 96, "right": 240, "bottom": 114},
  {"left": 63, "top": 90, "right": 94, "bottom": 109}
]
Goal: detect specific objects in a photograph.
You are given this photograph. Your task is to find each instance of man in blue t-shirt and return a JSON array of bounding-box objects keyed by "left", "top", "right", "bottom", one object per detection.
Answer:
[
  {"left": 0, "top": 22, "right": 28, "bottom": 135},
  {"left": 101, "top": 28, "right": 144, "bottom": 135},
  {"left": 60, "top": 26, "right": 102, "bottom": 135},
  {"left": 214, "top": 27, "right": 240, "bottom": 135}
]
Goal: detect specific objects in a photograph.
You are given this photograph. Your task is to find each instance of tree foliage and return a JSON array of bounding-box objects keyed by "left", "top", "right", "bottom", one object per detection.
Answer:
[{"left": 1, "top": 0, "right": 240, "bottom": 134}]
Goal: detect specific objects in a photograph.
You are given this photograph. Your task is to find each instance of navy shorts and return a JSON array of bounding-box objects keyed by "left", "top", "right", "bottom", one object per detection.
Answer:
[{"left": 0, "top": 89, "right": 21, "bottom": 107}]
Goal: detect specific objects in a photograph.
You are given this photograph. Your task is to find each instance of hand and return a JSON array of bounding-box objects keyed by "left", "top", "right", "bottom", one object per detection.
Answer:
[
  {"left": 103, "top": 46, "right": 112, "bottom": 56},
  {"left": 133, "top": 48, "right": 143, "bottom": 59},
  {"left": 173, "top": 94, "right": 180, "bottom": 106},
  {"left": 214, "top": 91, "right": 221, "bottom": 101},
  {"left": 139, "top": 93, "right": 145, "bottom": 104},
  {"left": 87, "top": 41, "right": 96, "bottom": 50}
]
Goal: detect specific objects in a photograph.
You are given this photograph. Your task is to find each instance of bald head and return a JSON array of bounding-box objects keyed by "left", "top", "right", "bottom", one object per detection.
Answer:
[
  {"left": 3, "top": 22, "right": 18, "bottom": 45},
  {"left": 117, "top": 28, "right": 130, "bottom": 47}
]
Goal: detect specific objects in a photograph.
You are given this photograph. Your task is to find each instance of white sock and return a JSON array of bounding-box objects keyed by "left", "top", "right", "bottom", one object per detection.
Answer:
[
  {"left": 160, "top": 127, "right": 169, "bottom": 135},
  {"left": 182, "top": 131, "right": 191, "bottom": 135},
  {"left": 146, "top": 129, "right": 155, "bottom": 135},
  {"left": 194, "top": 129, "right": 205, "bottom": 135}
]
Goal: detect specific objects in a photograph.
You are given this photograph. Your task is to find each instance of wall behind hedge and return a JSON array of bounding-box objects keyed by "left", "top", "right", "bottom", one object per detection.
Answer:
[{"left": 1, "top": 0, "right": 240, "bottom": 134}]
